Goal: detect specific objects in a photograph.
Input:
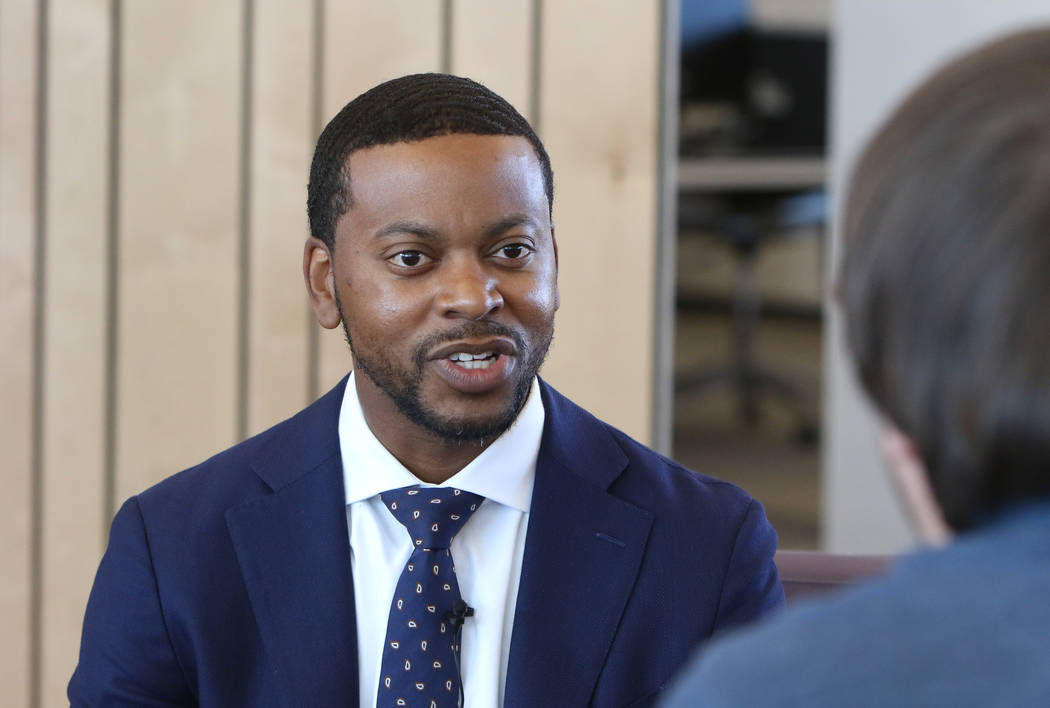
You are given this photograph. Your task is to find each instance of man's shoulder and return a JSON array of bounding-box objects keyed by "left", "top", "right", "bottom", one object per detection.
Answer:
[
  {"left": 662, "top": 516, "right": 1050, "bottom": 707},
  {"left": 661, "top": 575, "right": 906, "bottom": 707},
  {"left": 135, "top": 376, "right": 347, "bottom": 522},
  {"left": 538, "top": 379, "right": 758, "bottom": 514}
]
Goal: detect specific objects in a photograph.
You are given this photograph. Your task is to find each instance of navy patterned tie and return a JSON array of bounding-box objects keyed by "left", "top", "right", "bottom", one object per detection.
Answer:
[{"left": 378, "top": 485, "right": 484, "bottom": 707}]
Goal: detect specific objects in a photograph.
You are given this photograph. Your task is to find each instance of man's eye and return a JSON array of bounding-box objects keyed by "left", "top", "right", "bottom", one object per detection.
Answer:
[
  {"left": 389, "top": 251, "right": 430, "bottom": 268},
  {"left": 498, "top": 244, "right": 530, "bottom": 260}
]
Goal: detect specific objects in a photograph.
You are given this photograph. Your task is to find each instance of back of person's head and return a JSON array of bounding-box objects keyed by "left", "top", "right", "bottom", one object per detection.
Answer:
[
  {"left": 307, "top": 72, "right": 553, "bottom": 251},
  {"left": 840, "top": 28, "right": 1050, "bottom": 532}
]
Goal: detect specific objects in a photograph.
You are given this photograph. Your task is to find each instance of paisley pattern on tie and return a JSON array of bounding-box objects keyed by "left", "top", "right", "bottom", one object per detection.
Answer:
[{"left": 378, "top": 486, "right": 483, "bottom": 707}]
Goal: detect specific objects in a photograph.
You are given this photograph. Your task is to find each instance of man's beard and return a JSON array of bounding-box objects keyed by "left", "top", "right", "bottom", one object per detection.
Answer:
[{"left": 338, "top": 305, "right": 552, "bottom": 446}]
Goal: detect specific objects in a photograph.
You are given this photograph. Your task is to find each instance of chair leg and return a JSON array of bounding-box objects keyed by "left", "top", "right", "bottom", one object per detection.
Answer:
[{"left": 675, "top": 232, "right": 820, "bottom": 445}]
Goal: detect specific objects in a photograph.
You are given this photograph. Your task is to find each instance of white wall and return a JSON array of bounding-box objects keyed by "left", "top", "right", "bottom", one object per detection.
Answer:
[{"left": 825, "top": 0, "right": 1050, "bottom": 553}]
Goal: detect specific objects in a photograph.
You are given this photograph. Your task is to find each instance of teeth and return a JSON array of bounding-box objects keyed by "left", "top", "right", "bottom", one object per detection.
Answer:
[
  {"left": 448, "top": 351, "right": 497, "bottom": 370},
  {"left": 456, "top": 358, "right": 495, "bottom": 370},
  {"left": 449, "top": 351, "right": 494, "bottom": 362}
]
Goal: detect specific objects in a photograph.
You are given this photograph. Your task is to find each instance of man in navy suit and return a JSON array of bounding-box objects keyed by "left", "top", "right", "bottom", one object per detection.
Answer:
[
  {"left": 660, "top": 29, "right": 1050, "bottom": 708},
  {"left": 70, "top": 73, "right": 783, "bottom": 707}
]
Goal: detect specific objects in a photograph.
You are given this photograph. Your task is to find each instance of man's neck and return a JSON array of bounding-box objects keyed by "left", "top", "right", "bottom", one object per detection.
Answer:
[
  {"left": 377, "top": 428, "right": 492, "bottom": 485},
  {"left": 353, "top": 376, "right": 497, "bottom": 484}
]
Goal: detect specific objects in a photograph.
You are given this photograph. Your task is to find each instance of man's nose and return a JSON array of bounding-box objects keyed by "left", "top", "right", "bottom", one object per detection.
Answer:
[{"left": 437, "top": 256, "right": 504, "bottom": 320}]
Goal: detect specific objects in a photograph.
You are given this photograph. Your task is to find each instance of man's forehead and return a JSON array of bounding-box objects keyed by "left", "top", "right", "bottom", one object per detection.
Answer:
[
  {"left": 343, "top": 134, "right": 546, "bottom": 206},
  {"left": 345, "top": 133, "right": 538, "bottom": 168},
  {"left": 337, "top": 133, "right": 550, "bottom": 231}
]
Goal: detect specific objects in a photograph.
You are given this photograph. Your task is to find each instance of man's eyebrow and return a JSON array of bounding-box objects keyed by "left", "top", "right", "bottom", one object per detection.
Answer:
[
  {"left": 372, "top": 221, "right": 441, "bottom": 241},
  {"left": 483, "top": 214, "right": 541, "bottom": 238}
]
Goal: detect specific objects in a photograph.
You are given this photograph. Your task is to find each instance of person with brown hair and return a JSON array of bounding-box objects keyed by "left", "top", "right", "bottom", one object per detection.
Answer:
[{"left": 661, "top": 28, "right": 1050, "bottom": 708}]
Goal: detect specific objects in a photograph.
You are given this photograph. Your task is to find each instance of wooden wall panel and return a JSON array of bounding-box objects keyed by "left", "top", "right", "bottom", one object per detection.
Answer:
[
  {"left": 115, "top": 1, "right": 242, "bottom": 501},
  {"left": 2, "top": 3, "right": 668, "bottom": 704},
  {"left": 538, "top": 0, "right": 661, "bottom": 444},
  {"left": 0, "top": 3, "right": 39, "bottom": 704},
  {"left": 247, "top": 0, "right": 313, "bottom": 434},
  {"left": 450, "top": 0, "right": 533, "bottom": 119},
  {"left": 315, "top": 0, "right": 444, "bottom": 394},
  {"left": 40, "top": 2, "right": 109, "bottom": 703}
]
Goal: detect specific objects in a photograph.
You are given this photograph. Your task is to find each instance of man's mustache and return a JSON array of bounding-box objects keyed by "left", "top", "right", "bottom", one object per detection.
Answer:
[{"left": 412, "top": 322, "right": 527, "bottom": 368}]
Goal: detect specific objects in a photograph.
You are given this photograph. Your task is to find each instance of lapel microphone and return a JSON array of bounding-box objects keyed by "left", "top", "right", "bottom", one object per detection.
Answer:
[
  {"left": 445, "top": 599, "right": 475, "bottom": 626},
  {"left": 445, "top": 599, "right": 474, "bottom": 707}
]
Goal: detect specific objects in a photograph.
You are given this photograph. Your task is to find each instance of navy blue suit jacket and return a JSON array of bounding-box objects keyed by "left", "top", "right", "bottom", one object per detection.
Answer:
[{"left": 70, "top": 378, "right": 783, "bottom": 707}]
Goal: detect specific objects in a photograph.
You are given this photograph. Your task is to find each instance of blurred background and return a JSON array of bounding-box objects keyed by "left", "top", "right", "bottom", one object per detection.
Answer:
[{"left": 4, "top": 0, "right": 1050, "bottom": 705}]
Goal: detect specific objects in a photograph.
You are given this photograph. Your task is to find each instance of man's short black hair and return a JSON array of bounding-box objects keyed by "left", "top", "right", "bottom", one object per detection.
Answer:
[
  {"left": 307, "top": 73, "right": 553, "bottom": 251},
  {"left": 840, "top": 28, "right": 1050, "bottom": 531}
]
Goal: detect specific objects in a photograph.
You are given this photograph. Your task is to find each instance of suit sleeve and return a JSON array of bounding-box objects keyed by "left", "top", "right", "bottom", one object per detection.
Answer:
[
  {"left": 712, "top": 498, "right": 785, "bottom": 633},
  {"left": 68, "top": 497, "right": 195, "bottom": 707}
]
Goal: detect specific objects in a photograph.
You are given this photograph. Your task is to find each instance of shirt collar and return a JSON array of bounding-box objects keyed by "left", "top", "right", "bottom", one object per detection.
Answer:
[{"left": 340, "top": 371, "right": 542, "bottom": 512}]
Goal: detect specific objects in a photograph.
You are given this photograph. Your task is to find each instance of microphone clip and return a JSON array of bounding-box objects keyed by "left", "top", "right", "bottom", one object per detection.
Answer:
[{"left": 444, "top": 599, "right": 475, "bottom": 626}]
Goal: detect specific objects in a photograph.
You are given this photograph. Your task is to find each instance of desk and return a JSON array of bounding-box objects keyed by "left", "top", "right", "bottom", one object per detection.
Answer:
[{"left": 678, "top": 156, "right": 826, "bottom": 191}]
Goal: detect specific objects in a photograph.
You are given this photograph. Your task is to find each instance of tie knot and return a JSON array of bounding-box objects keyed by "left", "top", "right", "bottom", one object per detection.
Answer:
[{"left": 380, "top": 485, "right": 484, "bottom": 550}]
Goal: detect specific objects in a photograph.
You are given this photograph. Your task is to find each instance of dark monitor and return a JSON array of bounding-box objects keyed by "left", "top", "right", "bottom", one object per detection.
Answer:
[{"left": 680, "top": 27, "right": 828, "bottom": 156}]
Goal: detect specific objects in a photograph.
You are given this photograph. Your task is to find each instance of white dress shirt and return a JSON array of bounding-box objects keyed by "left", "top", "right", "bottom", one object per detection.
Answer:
[{"left": 339, "top": 372, "right": 544, "bottom": 708}]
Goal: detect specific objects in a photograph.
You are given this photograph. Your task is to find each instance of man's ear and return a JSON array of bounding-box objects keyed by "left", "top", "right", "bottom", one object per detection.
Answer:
[
  {"left": 303, "top": 237, "right": 341, "bottom": 330},
  {"left": 880, "top": 424, "right": 952, "bottom": 546},
  {"left": 550, "top": 224, "right": 560, "bottom": 311}
]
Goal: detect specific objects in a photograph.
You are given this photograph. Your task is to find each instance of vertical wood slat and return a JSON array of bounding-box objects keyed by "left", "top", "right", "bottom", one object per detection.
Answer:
[
  {"left": 247, "top": 0, "right": 313, "bottom": 434},
  {"left": 115, "top": 1, "right": 243, "bottom": 501},
  {"left": 450, "top": 0, "right": 533, "bottom": 121},
  {"left": 306, "top": 0, "right": 324, "bottom": 403},
  {"left": 538, "top": 0, "right": 661, "bottom": 444},
  {"left": 235, "top": 0, "right": 253, "bottom": 442},
  {"left": 0, "top": 2, "right": 40, "bottom": 704},
  {"left": 315, "top": 0, "right": 444, "bottom": 394},
  {"left": 40, "top": 2, "right": 110, "bottom": 704},
  {"left": 652, "top": 0, "right": 679, "bottom": 455}
]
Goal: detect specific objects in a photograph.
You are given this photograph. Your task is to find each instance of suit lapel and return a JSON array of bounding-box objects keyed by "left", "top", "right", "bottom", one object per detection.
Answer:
[
  {"left": 504, "top": 382, "right": 654, "bottom": 708},
  {"left": 225, "top": 379, "right": 359, "bottom": 707}
]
